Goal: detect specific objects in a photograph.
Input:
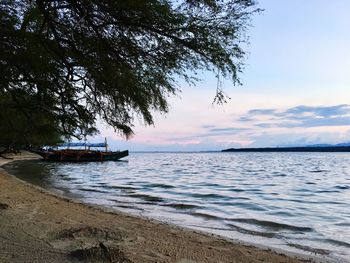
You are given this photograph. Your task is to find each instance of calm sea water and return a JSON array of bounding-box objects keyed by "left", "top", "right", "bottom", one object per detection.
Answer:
[{"left": 4, "top": 152, "right": 350, "bottom": 262}]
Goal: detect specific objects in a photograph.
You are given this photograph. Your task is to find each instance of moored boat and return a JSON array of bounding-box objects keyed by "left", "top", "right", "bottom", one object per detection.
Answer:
[{"left": 32, "top": 140, "right": 128, "bottom": 162}]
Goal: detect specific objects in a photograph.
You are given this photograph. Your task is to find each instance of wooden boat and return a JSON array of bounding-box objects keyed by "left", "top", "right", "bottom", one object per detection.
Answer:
[{"left": 32, "top": 140, "right": 128, "bottom": 162}]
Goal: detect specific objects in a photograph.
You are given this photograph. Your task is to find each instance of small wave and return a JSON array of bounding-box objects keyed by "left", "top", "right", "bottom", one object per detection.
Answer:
[
  {"left": 268, "top": 211, "right": 295, "bottom": 217},
  {"left": 60, "top": 177, "right": 76, "bottom": 181},
  {"left": 162, "top": 203, "right": 198, "bottom": 210},
  {"left": 288, "top": 198, "right": 313, "bottom": 204},
  {"left": 289, "top": 198, "right": 344, "bottom": 205},
  {"left": 309, "top": 170, "right": 328, "bottom": 173},
  {"left": 245, "top": 169, "right": 266, "bottom": 173},
  {"left": 212, "top": 197, "right": 251, "bottom": 205},
  {"left": 227, "top": 223, "right": 278, "bottom": 238},
  {"left": 323, "top": 239, "right": 350, "bottom": 248},
  {"left": 334, "top": 185, "right": 350, "bottom": 190},
  {"left": 294, "top": 188, "right": 311, "bottom": 193},
  {"left": 314, "top": 189, "right": 341, "bottom": 194},
  {"left": 229, "top": 188, "right": 245, "bottom": 192},
  {"left": 306, "top": 237, "right": 350, "bottom": 249},
  {"left": 195, "top": 183, "right": 222, "bottom": 187},
  {"left": 77, "top": 188, "right": 109, "bottom": 194},
  {"left": 57, "top": 174, "right": 74, "bottom": 180},
  {"left": 109, "top": 199, "right": 152, "bottom": 206},
  {"left": 335, "top": 222, "right": 350, "bottom": 227},
  {"left": 233, "top": 202, "right": 267, "bottom": 211},
  {"left": 190, "top": 212, "right": 222, "bottom": 220},
  {"left": 128, "top": 194, "right": 164, "bottom": 203},
  {"left": 103, "top": 185, "right": 138, "bottom": 190},
  {"left": 146, "top": 183, "right": 175, "bottom": 189},
  {"left": 190, "top": 193, "right": 226, "bottom": 199},
  {"left": 191, "top": 225, "right": 232, "bottom": 232},
  {"left": 287, "top": 243, "right": 330, "bottom": 255},
  {"left": 246, "top": 188, "right": 263, "bottom": 193},
  {"left": 273, "top": 173, "right": 287, "bottom": 177},
  {"left": 114, "top": 204, "right": 144, "bottom": 211},
  {"left": 229, "top": 218, "right": 313, "bottom": 232}
]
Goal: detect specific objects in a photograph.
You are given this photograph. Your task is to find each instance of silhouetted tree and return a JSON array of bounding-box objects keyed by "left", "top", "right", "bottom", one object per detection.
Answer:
[
  {"left": 0, "top": 93, "right": 63, "bottom": 152},
  {"left": 0, "top": 0, "right": 258, "bottom": 141}
]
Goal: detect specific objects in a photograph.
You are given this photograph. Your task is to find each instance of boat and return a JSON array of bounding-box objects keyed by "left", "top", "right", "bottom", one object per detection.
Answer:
[{"left": 32, "top": 139, "right": 128, "bottom": 162}]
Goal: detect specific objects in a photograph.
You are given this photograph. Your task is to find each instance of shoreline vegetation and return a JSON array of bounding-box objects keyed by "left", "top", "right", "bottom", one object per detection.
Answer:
[{"left": 0, "top": 152, "right": 330, "bottom": 263}]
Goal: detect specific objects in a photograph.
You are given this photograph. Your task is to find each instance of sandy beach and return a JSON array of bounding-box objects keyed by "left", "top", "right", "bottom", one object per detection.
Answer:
[{"left": 0, "top": 153, "right": 326, "bottom": 263}]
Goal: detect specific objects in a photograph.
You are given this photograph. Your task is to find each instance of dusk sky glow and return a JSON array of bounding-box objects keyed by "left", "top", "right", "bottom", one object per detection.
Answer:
[{"left": 97, "top": 0, "right": 350, "bottom": 151}]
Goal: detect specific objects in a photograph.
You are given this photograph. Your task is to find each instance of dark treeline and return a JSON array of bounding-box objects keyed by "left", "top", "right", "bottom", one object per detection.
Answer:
[{"left": 222, "top": 146, "right": 350, "bottom": 152}]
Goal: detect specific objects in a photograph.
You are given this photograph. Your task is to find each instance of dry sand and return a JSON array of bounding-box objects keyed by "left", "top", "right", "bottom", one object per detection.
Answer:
[{"left": 0, "top": 152, "right": 326, "bottom": 263}]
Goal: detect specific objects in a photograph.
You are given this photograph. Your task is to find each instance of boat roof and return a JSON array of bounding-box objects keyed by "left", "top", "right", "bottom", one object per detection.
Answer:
[{"left": 59, "top": 142, "right": 106, "bottom": 147}]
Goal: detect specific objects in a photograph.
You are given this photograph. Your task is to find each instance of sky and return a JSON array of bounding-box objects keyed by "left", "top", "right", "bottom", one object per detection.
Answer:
[{"left": 96, "top": 0, "right": 350, "bottom": 151}]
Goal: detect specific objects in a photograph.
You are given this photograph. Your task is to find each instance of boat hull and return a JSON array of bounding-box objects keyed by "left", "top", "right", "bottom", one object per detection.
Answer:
[{"left": 33, "top": 150, "right": 128, "bottom": 162}]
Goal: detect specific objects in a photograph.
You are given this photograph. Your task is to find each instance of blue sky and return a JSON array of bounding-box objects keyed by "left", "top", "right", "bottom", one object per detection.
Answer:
[{"left": 96, "top": 0, "right": 350, "bottom": 151}]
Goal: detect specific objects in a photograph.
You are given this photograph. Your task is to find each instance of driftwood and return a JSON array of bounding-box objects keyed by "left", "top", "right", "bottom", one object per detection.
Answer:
[
  {"left": 0, "top": 147, "right": 21, "bottom": 159},
  {"left": 0, "top": 154, "right": 13, "bottom": 160}
]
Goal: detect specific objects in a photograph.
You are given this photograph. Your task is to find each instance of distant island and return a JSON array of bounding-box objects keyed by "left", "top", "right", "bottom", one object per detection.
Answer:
[{"left": 222, "top": 145, "right": 350, "bottom": 152}]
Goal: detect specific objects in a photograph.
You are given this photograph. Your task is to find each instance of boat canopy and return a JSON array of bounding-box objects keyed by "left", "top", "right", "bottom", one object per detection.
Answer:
[{"left": 59, "top": 142, "right": 106, "bottom": 148}]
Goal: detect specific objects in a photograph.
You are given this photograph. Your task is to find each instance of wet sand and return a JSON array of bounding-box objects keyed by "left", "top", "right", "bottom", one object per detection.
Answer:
[{"left": 0, "top": 152, "right": 326, "bottom": 262}]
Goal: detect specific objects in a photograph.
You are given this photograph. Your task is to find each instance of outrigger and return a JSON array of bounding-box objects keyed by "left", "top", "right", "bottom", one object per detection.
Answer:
[{"left": 32, "top": 138, "right": 128, "bottom": 162}]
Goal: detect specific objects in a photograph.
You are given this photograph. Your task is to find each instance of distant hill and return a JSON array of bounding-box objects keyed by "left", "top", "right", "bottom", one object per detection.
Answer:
[
  {"left": 222, "top": 144, "right": 350, "bottom": 152},
  {"left": 334, "top": 142, "right": 350, "bottom": 147},
  {"left": 305, "top": 142, "right": 350, "bottom": 147}
]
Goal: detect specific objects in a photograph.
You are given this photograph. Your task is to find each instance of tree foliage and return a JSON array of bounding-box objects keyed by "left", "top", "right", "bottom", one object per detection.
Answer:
[
  {"left": 0, "top": 93, "right": 63, "bottom": 150},
  {"left": 1, "top": 0, "right": 258, "bottom": 141}
]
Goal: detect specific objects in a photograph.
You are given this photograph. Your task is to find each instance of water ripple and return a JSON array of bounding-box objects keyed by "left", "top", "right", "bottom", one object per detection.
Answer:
[{"left": 229, "top": 218, "right": 313, "bottom": 232}]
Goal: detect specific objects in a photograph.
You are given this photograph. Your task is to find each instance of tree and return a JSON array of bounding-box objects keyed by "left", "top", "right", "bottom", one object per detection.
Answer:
[
  {"left": 0, "top": 0, "right": 258, "bottom": 140},
  {"left": 0, "top": 93, "right": 63, "bottom": 152}
]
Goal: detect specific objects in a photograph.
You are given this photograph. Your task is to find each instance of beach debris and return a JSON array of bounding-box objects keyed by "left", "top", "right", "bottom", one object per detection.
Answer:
[
  {"left": 0, "top": 202, "right": 9, "bottom": 210},
  {"left": 0, "top": 154, "right": 13, "bottom": 160},
  {"left": 58, "top": 226, "right": 122, "bottom": 241},
  {"left": 70, "top": 243, "right": 132, "bottom": 262}
]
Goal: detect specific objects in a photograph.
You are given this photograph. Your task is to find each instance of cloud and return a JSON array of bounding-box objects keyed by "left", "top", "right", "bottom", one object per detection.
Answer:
[
  {"left": 284, "top": 104, "right": 350, "bottom": 118},
  {"left": 239, "top": 104, "right": 350, "bottom": 129},
  {"left": 281, "top": 116, "right": 350, "bottom": 128},
  {"left": 255, "top": 123, "right": 274, "bottom": 128},
  {"left": 200, "top": 125, "right": 216, "bottom": 129},
  {"left": 209, "top": 127, "right": 249, "bottom": 132},
  {"left": 238, "top": 116, "right": 257, "bottom": 122},
  {"left": 247, "top": 109, "right": 276, "bottom": 115}
]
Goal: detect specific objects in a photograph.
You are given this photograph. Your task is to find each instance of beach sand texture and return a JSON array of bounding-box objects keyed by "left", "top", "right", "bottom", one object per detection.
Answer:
[{"left": 0, "top": 152, "right": 317, "bottom": 262}]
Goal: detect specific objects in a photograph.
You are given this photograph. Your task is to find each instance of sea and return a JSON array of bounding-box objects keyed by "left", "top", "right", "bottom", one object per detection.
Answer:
[{"left": 3, "top": 152, "right": 350, "bottom": 262}]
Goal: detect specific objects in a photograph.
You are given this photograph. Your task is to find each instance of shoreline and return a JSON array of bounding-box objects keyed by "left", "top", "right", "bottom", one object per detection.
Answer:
[{"left": 0, "top": 153, "right": 337, "bottom": 262}]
